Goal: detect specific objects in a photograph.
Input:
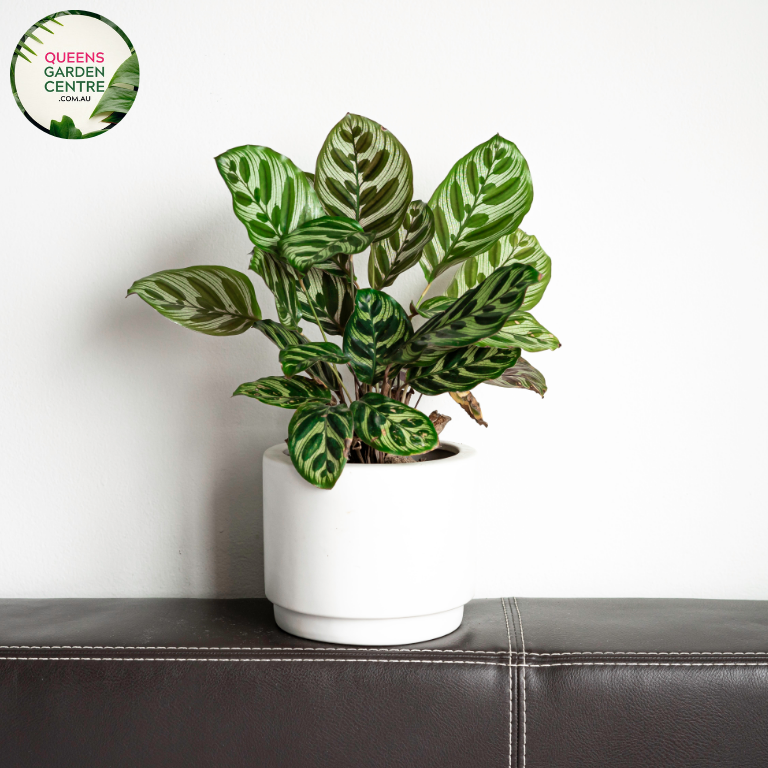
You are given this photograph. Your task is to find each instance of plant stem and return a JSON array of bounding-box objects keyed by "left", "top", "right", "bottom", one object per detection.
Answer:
[
  {"left": 299, "top": 277, "right": 353, "bottom": 403},
  {"left": 414, "top": 392, "right": 423, "bottom": 409},
  {"left": 415, "top": 281, "right": 433, "bottom": 308}
]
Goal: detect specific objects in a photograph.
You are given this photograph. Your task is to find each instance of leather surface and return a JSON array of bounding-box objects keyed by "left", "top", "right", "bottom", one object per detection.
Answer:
[{"left": 1, "top": 597, "right": 766, "bottom": 767}]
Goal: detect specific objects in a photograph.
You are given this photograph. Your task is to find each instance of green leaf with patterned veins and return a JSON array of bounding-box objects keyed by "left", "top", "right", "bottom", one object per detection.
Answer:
[
  {"left": 50, "top": 115, "right": 81, "bottom": 139},
  {"left": 477, "top": 311, "right": 560, "bottom": 352},
  {"left": 250, "top": 249, "right": 302, "bottom": 329},
  {"left": 395, "top": 263, "right": 540, "bottom": 365},
  {"left": 279, "top": 216, "right": 374, "bottom": 274},
  {"left": 216, "top": 145, "right": 326, "bottom": 252},
  {"left": 343, "top": 289, "right": 412, "bottom": 384},
  {"left": 252, "top": 320, "right": 338, "bottom": 389},
  {"left": 304, "top": 171, "right": 316, "bottom": 189},
  {"left": 420, "top": 135, "right": 533, "bottom": 281},
  {"left": 414, "top": 296, "right": 456, "bottom": 319},
  {"left": 408, "top": 346, "right": 521, "bottom": 396},
  {"left": 280, "top": 342, "right": 347, "bottom": 377},
  {"left": 484, "top": 357, "right": 547, "bottom": 397},
  {"left": 368, "top": 201, "right": 435, "bottom": 289},
  {"left": 351, "top": 393, "right": 438, "bottom": 456},
  {"left": 315, "top": 114, "right": 413, "bottom": 241},
  {"left": 446, "top": 229, "right": 551, "bottom": 311},
  {"left": 297, "top": 265, "right": 356, "bottom": 336},
  {"left": 288, "top": 402, "right": 353, "bottom": 489},
  {"left": 233, "top": 376, "right": 332, "bottom": 409},
  {"left": 127, "top": 266, "right": 261, "bottom": 336},
  {"left": 90, "top": 52, "right": 139, "bottom": 118}
]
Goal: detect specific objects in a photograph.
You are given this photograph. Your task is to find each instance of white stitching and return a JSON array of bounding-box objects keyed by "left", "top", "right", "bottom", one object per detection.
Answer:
[
  {"left": 527, "top": 651, "right": 768, "bottom": 656},
  {"left": 0, "top": 645, "right": 504, "bottom": 654},
  {"left": 513, "top": 598, "right": 527, "bottom": 768},
  {"left": 525, "top": 662, "right": 768, "bottom": 668},
  {"left": 501, "top": 599, "right": 513, "bottom": 768},
  {"left": 0, "top": 657, "right": 506, "bottom": 665}
]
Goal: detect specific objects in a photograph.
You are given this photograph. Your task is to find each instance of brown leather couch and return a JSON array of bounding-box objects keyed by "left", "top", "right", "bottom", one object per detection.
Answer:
[{"left": 1, "top": 597, "right": 766, "bottom": 766}]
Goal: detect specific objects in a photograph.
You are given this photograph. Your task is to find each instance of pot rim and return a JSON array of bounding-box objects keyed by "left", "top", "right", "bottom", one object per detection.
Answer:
[{"left": 264, "top": 440, "right": 476, "bottom": 471}]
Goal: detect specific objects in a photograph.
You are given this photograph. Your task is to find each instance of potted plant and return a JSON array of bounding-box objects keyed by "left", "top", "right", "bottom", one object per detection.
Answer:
[{"left": 128, "top": 113, "right": 559, "bottom": 645}]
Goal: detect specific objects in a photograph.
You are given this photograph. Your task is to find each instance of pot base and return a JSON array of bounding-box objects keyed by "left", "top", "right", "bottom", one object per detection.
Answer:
[{"left": 273, "top": 604, "right": 465, "bottom": 646}]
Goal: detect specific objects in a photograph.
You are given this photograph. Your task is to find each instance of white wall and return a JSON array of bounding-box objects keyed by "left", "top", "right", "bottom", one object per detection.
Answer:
[{"left": 2, "top": 0, "right": 767, "bottom": 599}]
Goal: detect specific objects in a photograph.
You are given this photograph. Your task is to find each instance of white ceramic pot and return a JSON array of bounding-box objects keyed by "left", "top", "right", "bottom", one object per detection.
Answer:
[{"left": 263, "top": 441, "right": 477, "bottom": 646}]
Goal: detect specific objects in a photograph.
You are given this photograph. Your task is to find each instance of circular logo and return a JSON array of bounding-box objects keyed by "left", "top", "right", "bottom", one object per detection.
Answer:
[{"left": 10, "top": 11, "right": 139, "bottom": 139}]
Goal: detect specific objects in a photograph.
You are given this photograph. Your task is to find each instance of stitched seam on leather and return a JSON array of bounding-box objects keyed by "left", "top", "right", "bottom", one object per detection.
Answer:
[
  {"left": 513, "top": 598, "right": 527, "bottom": 768},
  {"left": 528, "top": 651, "right": 768, "bottom": 656},
  {"left": 0, "top": 645, "right": 506, "bottom": 654},
  {"left": 0, "top": 657, "right": 507, "bottom": 665},
  {"left": 524, "top": 662, "right": 768, "bottom": 668},
  {"left": 507, "top": 599, "right": 521, "bottom": 768},
  {"left": 501, "top": 598, "right": 513, "bottom": 768}
]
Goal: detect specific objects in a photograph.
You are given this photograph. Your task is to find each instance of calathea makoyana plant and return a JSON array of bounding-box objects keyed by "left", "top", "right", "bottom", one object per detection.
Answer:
[{"left": 128, "top": 114, "right": 559, "bottom": 489}]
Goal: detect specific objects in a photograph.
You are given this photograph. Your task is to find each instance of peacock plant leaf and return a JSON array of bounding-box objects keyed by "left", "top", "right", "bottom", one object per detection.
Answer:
[
  {"left": 447, "top": 229, "right": 551, "bottom": 311},
  {"left": 297, "top": 265, "right": 356, "bottom": 336},
  {"left": 368, "top": 201, "right": 435, "bottom": 289},
  {"left": 483, "top": 356, "right": 547, "bottom": 397},
  {"left": 477, "top": 311, "right": 560, "bottom": 352},
  {"left": 395, "top": 263, "right": 540, "bottom": 365},
  {"left": 252, "top": 320, "right": 338, "bottom": 389},
  {"left": 343, "top": 289, "right": 413, "bottom": 384},
  {"left": 278, "top": 216, "right": 374, "bottom": 274},
  {"left": 315, "top": 114, "right": 413, "bottom": 241},
  {"left": 250, "top": 249, "right": 302, "bottom": 330},
  {"left": 233, "top": 375, "right": 332, "bottom": 409},
  {"left": 420, "top": 135, "right": 533, "bottom": 282},
  {"left": 449, "top": 390, "right": 488, "bottom": 427},
  {"left": 414, "top": 295, "right": 456, "bottom": 319},
  {"left": 408, "top": 345, "right": 521, "bottom": 396},
  {"left": 216, "top": 145, "right": 325, "bottom": 252},
  {"left": 127, "top": 266, "right": 261, "bottom": 336},
  {"left": 280, "top": 342, "right": 347, "bottom": 377},
  {"left": 350, "top": 393, "right": 438, "bottom": 456},
  {"left": 288, "top": 402, "right": 354, "bottom": 489}
]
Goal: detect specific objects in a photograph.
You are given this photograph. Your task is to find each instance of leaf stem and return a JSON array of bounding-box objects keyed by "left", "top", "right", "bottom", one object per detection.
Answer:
[
  {"left": 415, "top": 281, "right": 433, "bottom": 308},
  {"left": 299, "top": 276, "right": 354, "bottom": 403}
]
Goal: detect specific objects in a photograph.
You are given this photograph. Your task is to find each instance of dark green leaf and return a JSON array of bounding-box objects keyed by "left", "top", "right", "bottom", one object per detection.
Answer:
[
  {"left": 127, "top": 266, "right": 261, "bottom": 336},
  {"left": 415, "top": 296, "right": 456, "bottom": 319},
  {"left": 316, "top": 114, "right": 413, "bottom": 241},
  {"left": 288, "top": 402, "right": 353, "bottom": 489},
  {"left": 477, "top": 311, "right": 560, "bottom": 352},
  {"left": 108, "top": 52, "right": 139, "bottom": 87},
  {"left": 343, "top": 289, "right": 412, "bottom": 384},
  {"left": 280, "top": 342, "right": 347, "bottom": 377},
  {"left": 90, "top": 85, "right": 136, "bottom": 118},
  {"left": 297, "top": 265, "right": 356, "bottom": 336},
  {"left": 234, "top": 375, "right": 332, "bottom": 408},
  {"left": 419, "top": 135, "right": 533, "bottom": 281},
  {"left": 279, "top": 216, "right": 373, "bottom": 274},
  {"left": 408, "top": 346, "right": 521, "bottom": 396},
  {"left": 49, "top": 115, "right": 81, "bottom": 139},
  {"left": 351, "top": 393, "right": 438, "bottom": 456},
  {"left": 395, "top": 263, "right": 540, "bottom": 364},
  {"left": 250, "top": 249, "right": 302, "bottom": 329},
  {"left": 368, "top": 200, "right": 435, "bottom": 289}
]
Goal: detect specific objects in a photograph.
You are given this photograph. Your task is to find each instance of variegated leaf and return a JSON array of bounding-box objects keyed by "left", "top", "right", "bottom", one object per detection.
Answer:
[
  {"left": 216, "top": 145, "right": 325, "bottom": 252},
  {"left": 408, "top": 346, "right": 521, "bottom": 396},
  {"left": 279, "top": 216, "right": 374, "bottom": 274},
  {"left": 297, "top": 265, "right": 356, "bottom": 336},
  {"left": 446, "top": 229, "right": 551, "bottom": 311},
  {"left": 233, "top": 375, "right": 331, "bottom": 409},
  {"left": 477, "top": 311, "right": 560, "bottom": 352},
  {"left": 449, "top": 390, "right": 487, "bottom": 427},
  {"left": 420, "top": 135, "right": 533, "bottom": 281},
  {"left": 288, "top": 402, "right": 353, "bottom": 489},
  {"left": 315, "top": 114, "right": 413, "bottom": 241},
  {"left": 395, "top": 263, "right": 540, "bottom": 365},
  {"left": 414, "top": 296, "right": 456, "bottom": 319},
  {"left": 250, "top": 249, "right": 302, "bottom": 329},
  {"left": 368, "top": 200, "right": 435, "bottom": 289},
  {"left": 303, "top": 171, "right": 315, "bottom": 189},
  {"left": 252, "top": 320, "right": 338, "bottom": 389},
  {"left": 127, "top": 266, "right": 261, "bottom": 336},
  {"left": 343, "top": 289, "right": 412, "bottom": 384},
  {"left": 280, "top": 342, "right": 347, "bottom": 377},
  {"left": 350, "top": 393, "right": 438, "bottom": 456},
  {"left": 484, "top": 357, "right": 547, "bottom": 397}
]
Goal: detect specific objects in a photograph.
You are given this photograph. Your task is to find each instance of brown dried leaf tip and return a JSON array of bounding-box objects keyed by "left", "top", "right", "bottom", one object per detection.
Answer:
[
  {"left": 449, "top": 391, "right": 488, "bottom": 427},
  {"left": 428, "top": 411, "right": 452, "bottom": 435}
]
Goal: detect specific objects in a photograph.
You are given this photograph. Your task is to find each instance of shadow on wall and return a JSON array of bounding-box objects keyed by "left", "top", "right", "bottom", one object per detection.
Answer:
[{"left": 87, "top": 205, "right": 287, "bottom": 598}]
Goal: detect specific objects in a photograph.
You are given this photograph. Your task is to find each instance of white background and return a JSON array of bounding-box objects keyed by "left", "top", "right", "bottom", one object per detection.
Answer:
[{"left": 2, "top": 0, "right": 766, "bottom": 599}]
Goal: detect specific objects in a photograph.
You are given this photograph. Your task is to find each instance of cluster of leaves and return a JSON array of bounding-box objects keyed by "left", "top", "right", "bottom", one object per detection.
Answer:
[{"left": 128, "top": 114, "right": 559, "bottom": 489}]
